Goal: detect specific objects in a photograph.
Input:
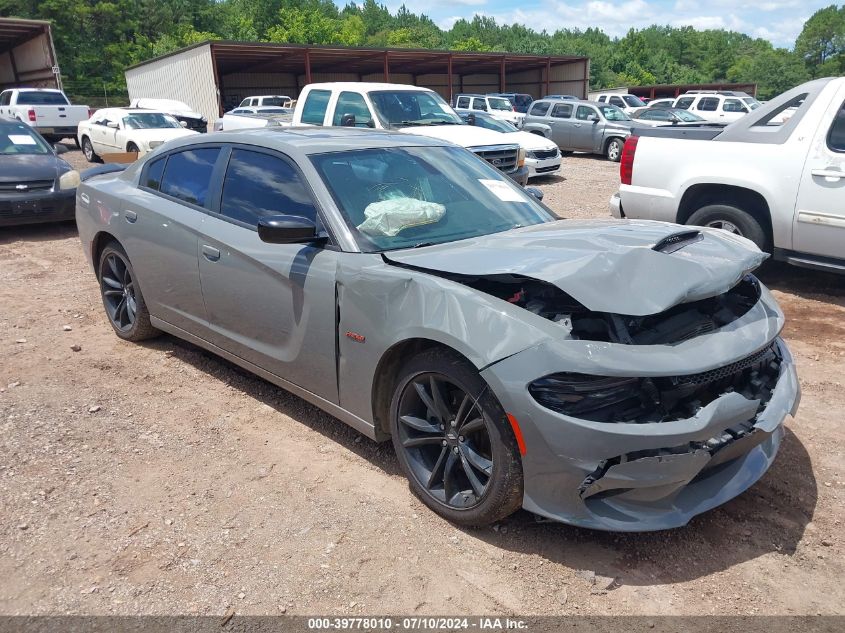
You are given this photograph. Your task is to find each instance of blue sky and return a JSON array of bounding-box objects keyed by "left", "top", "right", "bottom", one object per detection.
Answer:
[{"left": 365, "top": 0, "right": 830, "bottom": 48}]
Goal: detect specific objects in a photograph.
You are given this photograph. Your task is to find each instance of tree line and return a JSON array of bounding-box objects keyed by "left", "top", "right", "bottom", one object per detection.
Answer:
[{"left": 1, "top": 0, "right": 843, "bottom": 103}]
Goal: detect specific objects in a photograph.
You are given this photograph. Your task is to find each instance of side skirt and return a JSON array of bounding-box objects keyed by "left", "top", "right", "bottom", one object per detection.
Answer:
[
  {"left": 150, "top": 317, "right": 379, "bottom": 441},
  {"left": 773, "top": 248, "right": 845, "bottom": 275}
]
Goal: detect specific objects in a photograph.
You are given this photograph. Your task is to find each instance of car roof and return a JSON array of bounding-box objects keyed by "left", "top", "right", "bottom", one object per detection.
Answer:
[
  {"left": 93, "top": 107, "right": 167, "bottom": 117},
  {"left": 456, "top": 93, "right": 485, "bottom": 98},
  {"left": 307, "top": 82, "right": 434, "bottom": 93}
]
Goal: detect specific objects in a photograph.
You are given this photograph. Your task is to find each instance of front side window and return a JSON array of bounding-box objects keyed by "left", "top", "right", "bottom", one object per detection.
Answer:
[
  {"left": 609, "top": 96, "right": 624, "bottom": 107},
  {"left": 472, "top": 98, "right": 488, "bottom": 111},
  {"left": 598, "top": 105, "right": 630, "bottom": 121},
  {"left": 575, "top": 105, "right": 596, "bottom": 121},
  {"left": 220, "top": 149, "right": 317, "bottom": 226},
  {"left": 828, "top": 102, "right": 845, "bottom": 152},
  {"left": 722, "top": 99, "right": 746, "bottom": 113},
  {"left": 310, "top": 146, "right": 553, "bottom": 253},
  {"left": 697, "top": 98, "right": 719, "bottom": 112},
  {"left": 333, "top": 91, "right": 373, "bottom": 127},
  {"left": 488, "top": 97, "right": 512, "bottom": 111},
  {"left": 301, "top": 89, "right": 331, "bottom": 125},
  {"left": 551, "top": 103, "right": 572, "bottom": 118},
  {"left": 143, "top": 157, "right": 166, "bottom": 190},
  {"left": 160, "top": 148, "right": 220, "bottom": 207},
  {"left": 676, "top": 97, "right": 694, "bottom": 110},
  {"left": 622, "top": 95, "right": 646, "bottom": 108},
  {"left": 640, "top": 110, "right": 667, "bottom": 121},
  {"left": 529, "top": 101, "right": 550, "bottom": 116}
]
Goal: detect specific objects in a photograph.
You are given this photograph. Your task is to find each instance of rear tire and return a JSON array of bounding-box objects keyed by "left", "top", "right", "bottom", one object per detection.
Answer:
[
  {"left": 98, "top": 241, "right": 159, "bottom": 342},
  {"left": 687, "top": 204, "right": 768, "bottom": 252},
  {"left": 389, "top": 348, "right": 524, "bottom": 527},
  {"left": 606, "top": 137, "right": 623, "bottom": 162},
  {"left": 82, "top": 136, "right": 101, "bottom": 163}
]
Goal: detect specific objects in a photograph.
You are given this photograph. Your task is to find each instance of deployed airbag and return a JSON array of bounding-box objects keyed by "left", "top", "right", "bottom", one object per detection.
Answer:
[{"left": 357, "top": 197, "right": 445, "bottom": 237}]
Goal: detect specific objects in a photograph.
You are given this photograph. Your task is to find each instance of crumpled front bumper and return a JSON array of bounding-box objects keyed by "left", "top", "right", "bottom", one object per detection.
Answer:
[{"left": 481, "top": 292, "right": 800, "bottom": 532}]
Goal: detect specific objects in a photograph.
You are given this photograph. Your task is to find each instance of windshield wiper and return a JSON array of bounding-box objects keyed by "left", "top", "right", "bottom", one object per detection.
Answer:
[
  {"left": 400, "top": 120, "right": 428, "bottom": 126},
  {"left": 411, "top": 241, "right": 437, "bottom": 249}
]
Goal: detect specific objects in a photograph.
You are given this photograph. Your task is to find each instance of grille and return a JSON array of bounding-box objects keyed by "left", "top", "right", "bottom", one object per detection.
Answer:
[
  {"left": 672, "top": 343, "right": 778, "bottom": 386},
  {"left": 532, "top": 148, "right": 559, "bottom": 160},
  {"left": 0, "top": 180, "right": 54, "bottom": 193},
  {"left": 473, "top": 145, "right": 519, "bottom": 174},
  {"left": 535, "top": 165, "right": 560, "bottom": 174}
]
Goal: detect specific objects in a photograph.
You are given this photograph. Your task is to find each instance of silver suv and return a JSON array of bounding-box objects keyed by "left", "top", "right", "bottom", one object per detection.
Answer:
[{"left": 522, "top": 99, "right": 634, "bottom": 162}]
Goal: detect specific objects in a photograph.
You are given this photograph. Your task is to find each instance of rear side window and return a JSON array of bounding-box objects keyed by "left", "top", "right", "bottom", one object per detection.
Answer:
[
  {"left": 220, "top": 149, "right": 317, "bottom": 226},
  {"left": 15, "top": 91, "right": 69, "bottom": 105},
  {"left": 676, "top": 97, "right": 694, "bottom": 110},
  {"left": 333, "top": 91, "right": 372, "bottom": 127},
  {"left": 144, "top": 157, "right": 166, "bottom": 190},
  {"left": 160, "top": 148, "right": 220, "bottom": 207},
  {"left": 723, "top": 99, "right": 745, "bottom": 113},
  {"left": 697, "top": 98, "right": 719, "bottom": 112},
  {"left": 301, "top": 89, "right": 331, "bottom": 125},
  {"left": 529, "top": 101, "right": 550, "bottom": 116},
  {"left": 551, "top": 103, "right": 572, "bottom": 118},
  {"left": 456, "top": 96, "right": 470, "bottom": 108},
  {"left": 828, "top": 102, "right": 845, "bottom": 152}
]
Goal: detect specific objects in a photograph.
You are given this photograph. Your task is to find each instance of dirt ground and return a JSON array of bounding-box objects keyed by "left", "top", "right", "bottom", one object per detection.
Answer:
[{"left": 1, "top": 150, "right": 843, "bottom": 617}]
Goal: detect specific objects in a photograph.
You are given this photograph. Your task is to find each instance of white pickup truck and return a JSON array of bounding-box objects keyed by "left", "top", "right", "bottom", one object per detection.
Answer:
[
  {"left": 610, "top": 77, "right": 845, "bottom": 274},
  {"left": 0, "top": 88, "right": 90, "bottom": 145},
  {"left": 289, "top": 82, "right": 529, "bottom": 185}
]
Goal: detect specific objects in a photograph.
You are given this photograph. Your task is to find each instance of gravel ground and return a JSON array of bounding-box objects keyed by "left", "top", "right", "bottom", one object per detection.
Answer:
[{"left": 0, "top": 147, "right": 843, "bottom": 617}]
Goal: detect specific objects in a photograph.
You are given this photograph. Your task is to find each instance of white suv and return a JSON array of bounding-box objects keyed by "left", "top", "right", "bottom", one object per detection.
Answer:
[
  {"left": 673, "top": 91, "right": 761, "bottom": 123},
  {"left": 453, "top": 94, "right": 524, "bottom": 126},
  {"left": 594, "top": 93, "right": 646, "bottom": 114}
]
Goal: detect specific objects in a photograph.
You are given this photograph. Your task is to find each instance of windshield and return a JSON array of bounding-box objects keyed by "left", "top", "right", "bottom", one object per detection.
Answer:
[
  {"left": 264, "top": 96, "right": 290, "bottom": 106},
  {"left": 598, "top": 105, "right": 631, "bottom": 121},
  {"left": 675, "top": 110, "right": 704, "bottom": 122},
  {"left": 123, "top": 113, "right": 182, "bottom": 129},
  {"left": 488, "top": 97, "right": 513, "bottom": 111},
  {"left": 16, "top": 91, "right": 69, "bottom": 106},
  {"left": 311, "top": 146, "right": 552, "bottom": 252},
  {"left": 257, "top": 107, "right": 290, "bottom": 114},
  {"left": 0, "top": 123, "right": 52, "bottom": 155},
  {"left": 370, "top": 90, "right": 462, "bottom": 128},
  {"left": 463, "top": 114, "right": 516, "bottom": 133},
  {"left": 622, "top": 95, "right": 646, "bottom": 108}
]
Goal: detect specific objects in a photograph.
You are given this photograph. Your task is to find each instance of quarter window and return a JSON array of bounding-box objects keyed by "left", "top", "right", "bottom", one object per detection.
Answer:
[
  {"left": 551, "top": 103, "right": 572, "bottom": 118},
  {"left": 159, "top": 148, "right": 220, "bottom": 207},
  {"left": 529, "top": 101, "right": 550, "bottom": 116},
  {"left": 144, "top": 157, "right": 166, "bottom": 191},
  {"left": 220, "top": 149, "right": 317, "bottom": 226},
  {"left": 301, "top": 89, "right": 331, "bottom": 125},
  {"left": 333, "top": 91, "right": 372, "bottom": 127},
  {"left": 697, "top": 98, "right": 719, "bottom": 112},
  {"left": 828, "top": 102, "right": 845, "bottom": 152}
]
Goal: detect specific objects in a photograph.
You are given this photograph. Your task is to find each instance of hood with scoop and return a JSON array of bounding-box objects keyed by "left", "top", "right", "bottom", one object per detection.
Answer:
[{"left": 384, "top": 219, "right": 767, "bottom": 316}]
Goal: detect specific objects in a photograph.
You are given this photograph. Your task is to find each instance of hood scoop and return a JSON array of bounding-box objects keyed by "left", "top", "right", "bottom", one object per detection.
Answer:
[{"left": 653, "top": 230, "right": 703, "bottom": 254}]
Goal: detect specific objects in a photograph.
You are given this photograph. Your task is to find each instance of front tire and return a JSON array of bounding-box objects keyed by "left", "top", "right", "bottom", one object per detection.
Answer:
[
  {"left": 82, "top": 136, "right": 101, "bottom": 163},
  {"left": 389, "top": 349, "right": 524, "bottom": 527},
  {"left": 98, "top": 242, "right": 159, "bottom": 342},
  {"left": 126, "top": 142, "right": 139, "bottom": 153},
  {"left": 687, "top": 203, "right": 768, "bottom": 251},
  {"left": 606, "top": 137, "right": 623, "bottom": 162}
]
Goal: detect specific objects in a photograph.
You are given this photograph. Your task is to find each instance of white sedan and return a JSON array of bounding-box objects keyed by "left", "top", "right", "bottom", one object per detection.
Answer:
[
  {"left": 77, "top": 108, "right": 198, "bottom": 162},
  {"left": 460, "top": 112, "right": 561, "bottom": 179}
]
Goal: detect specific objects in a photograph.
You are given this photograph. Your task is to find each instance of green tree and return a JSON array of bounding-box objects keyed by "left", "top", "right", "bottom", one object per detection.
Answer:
[{"left": 795, "top": 4, "right": 845, "bottom": 76}]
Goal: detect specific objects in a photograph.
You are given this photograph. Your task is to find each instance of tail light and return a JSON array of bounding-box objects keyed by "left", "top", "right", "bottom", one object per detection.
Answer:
[
  {"left": 620, "top": 136, "right": 638, "bottom": 185},
  {"left": 27, "top": 108, "right": 36, "bottom": 122}
]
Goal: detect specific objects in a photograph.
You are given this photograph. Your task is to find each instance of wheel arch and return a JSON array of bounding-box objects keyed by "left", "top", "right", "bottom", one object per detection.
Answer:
[
  {"left": 678, "top": 183, "right": 773, "bottom": 246},
  {"left": 91, "top": 230, "right": 120, "bottom": 279},
  {"left": 370, "top": 338, "right": 475, "bottom": 441}
]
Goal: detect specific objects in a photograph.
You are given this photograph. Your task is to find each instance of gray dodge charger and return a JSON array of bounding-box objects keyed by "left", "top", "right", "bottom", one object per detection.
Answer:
[{"left": 75, "top": 127, "right": 800, "bottom": 531}]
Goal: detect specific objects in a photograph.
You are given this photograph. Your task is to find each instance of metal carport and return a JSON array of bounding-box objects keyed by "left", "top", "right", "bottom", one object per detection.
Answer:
[{"left": 0, "top": 17, "right": 61, "bottom": 91}]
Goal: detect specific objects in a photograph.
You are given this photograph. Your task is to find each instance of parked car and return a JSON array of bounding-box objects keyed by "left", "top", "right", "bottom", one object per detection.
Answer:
[
  {"left": 238, "top": 95, "right": 293, "bottom": 108},
  {"left": 611, "top": 77, "right": 845, "bottom": 273},
  {"left": 77, "top": 108, "right": 199, "bottom": 162},
  {"left": 646, "top": 98, "right": 677, "bottom": 109},
  {"left": 543, "top": 94, "right": 579, "bottom": 100},
  {"left": 0, "top": 88, "right": 90, "bottom": 145},
  {"left": 75, "top": 126, "right": 799, "bottom": 530},
  {"left": 630, "top": 107, "right": 707, "bottom": 126},
  {"left": 594, "top": 93, "right": 647, "bottom": 114},
  {"left": 0, "top": 117, "right": 78, "bottom": 226},
  {"left": 673, "top": 91, "right": 762, "bottom": 123},
  {"left": 291, "top": 82, "right": 528, "bottom": 185},
  {"left": 523, "top": 99, "right": 634, "bottom": 161},
  {"left": 129, "top": 98, "right": 207, "bottom": 133},
  {"left": 452, "top": 93, "right": 524, "bottom": 127},
  {"left": 212, "top": 109, "right": 293, "bottom": 131},
  {"left": 489, "top": 92, "right": 533, "bottom": 113},
  {"left": 459, "top": 111, "right": 561, "bottom": 179}
]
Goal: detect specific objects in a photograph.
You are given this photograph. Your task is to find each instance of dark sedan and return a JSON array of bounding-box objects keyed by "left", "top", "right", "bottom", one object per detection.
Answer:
[{"left": 0, "top": 117, "right": 79, "bottom": 227}]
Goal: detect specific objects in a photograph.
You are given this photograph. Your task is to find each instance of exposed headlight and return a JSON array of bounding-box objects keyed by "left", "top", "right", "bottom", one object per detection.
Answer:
[
  {"left": 201, "top": 116, "right": 207, "bottom": 123},
  {"left": 148, "top": 141, "right": 163, "bottom": 149},
  {"left": 58, "top": 170, "right": 81, "bottom": 190},
  {"left": 525, "top": 150, "right": 537, "bottom": 159},
  {"left": 529, "top": 373, "right": 645, "bottom": 422},
  {"left": 517, "top": 147, "right": 526, "bottom": 168}
]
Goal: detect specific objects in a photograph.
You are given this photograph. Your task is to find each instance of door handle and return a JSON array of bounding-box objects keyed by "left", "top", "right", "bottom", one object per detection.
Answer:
[
  {"left": 811, "top": 168, "right": 843, "bottom": 180},
  {"left": 124, "top": 210, "right": 137, "bottom": 223},
  {"left": 202, "top": 245, "right": 221, "bottom": 262}
]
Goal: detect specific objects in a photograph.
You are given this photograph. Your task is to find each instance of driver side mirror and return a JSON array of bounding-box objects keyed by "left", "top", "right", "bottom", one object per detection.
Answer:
[
  {"left": 107, "top": 121, "right": 119, "bottom": 129},
  {"left": 53, "top": 143, "right": 68, "bottom": 155},
  {"left": 587, "top": 114, "right": 599, "bottom": 123},
  {"left": 525, "top": 186, "right": 544, "bottom": 201},
  {"left": 258, "top": 215, "right": 319, "bottom": 244},
  {"left": 466, "top": 113, "right": 477, "bottom": 126},
  {"left": 179, "top": 120, "right": 188, "bottom": 127}
]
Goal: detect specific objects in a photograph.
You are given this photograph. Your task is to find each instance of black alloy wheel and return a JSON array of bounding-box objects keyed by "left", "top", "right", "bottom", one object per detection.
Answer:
[{"left": 100, "top": 251, "right": 137, "bottom": 333}]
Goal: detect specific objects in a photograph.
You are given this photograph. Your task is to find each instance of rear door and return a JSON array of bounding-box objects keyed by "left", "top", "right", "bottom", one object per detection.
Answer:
[
  {"left": 793, "top": 96, "right": 845, "bottom": 260},
  {"left": 196, "top": 145, "right": 339, "bottom": 401},
  {"left": 571, "top": 105, "right": 599, "bottom": 150},
  {"left": 548, "top": 102, "right": 574, "bottom": 147}
]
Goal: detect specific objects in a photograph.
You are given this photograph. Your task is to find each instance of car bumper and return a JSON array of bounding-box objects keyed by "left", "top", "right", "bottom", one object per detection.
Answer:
[
  {"left": 0, "top": 187, "right": 75, "bottom": 226},
  {"left": 609, "top": 192, "right": 624, "bottom": 217},
  {"left": 527, "top": 156, "right": 562, "bottom": 178},
  {"left": 481, "top": 291, "right": 800, "bottom": 532},
  {"left": 507, "top": 165, "right": 530, "bottom": 187},
  {"left": 35, "top": 126, "right": 79, "bottom": 138},
  {"left": 613, "top": 184, "right": 678, "bottom": 222}
]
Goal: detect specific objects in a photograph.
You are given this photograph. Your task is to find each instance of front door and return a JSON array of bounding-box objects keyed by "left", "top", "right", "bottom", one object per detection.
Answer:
[
  {"left": 197, "top": 146, "right": 339, "bottom": 402},
  {"left": 793, "top": 95, "right": 845, "bottom": 261},
  {"left": 547, "top": 102, "right": 574, "bottom": 148}
]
